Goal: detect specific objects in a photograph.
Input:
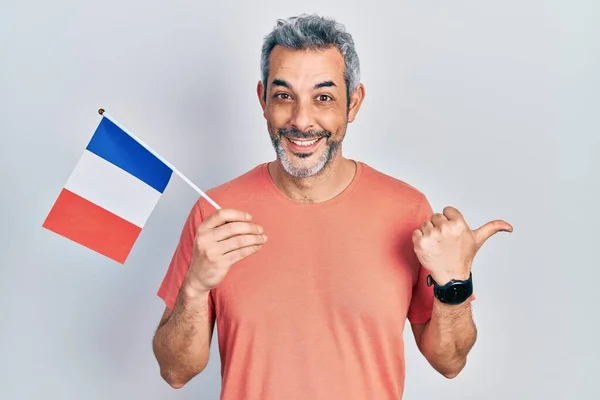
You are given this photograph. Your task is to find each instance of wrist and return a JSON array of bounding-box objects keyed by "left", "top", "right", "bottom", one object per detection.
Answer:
[
  {"left": 181, "top": 276, "right": 211, "bottom": 304},
  {"left": 433, "top": 296, "right": 471, "bottom": 312}
]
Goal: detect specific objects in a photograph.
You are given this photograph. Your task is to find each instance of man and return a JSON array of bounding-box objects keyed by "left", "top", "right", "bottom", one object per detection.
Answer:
[{"left": 152, "top": 14, "right": 512, "bottom": 399}]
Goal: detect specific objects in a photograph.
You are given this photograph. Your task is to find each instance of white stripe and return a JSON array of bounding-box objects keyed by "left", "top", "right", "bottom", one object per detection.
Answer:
[{"left": 64, "top": 150, "right": 162, "bottom": 227}]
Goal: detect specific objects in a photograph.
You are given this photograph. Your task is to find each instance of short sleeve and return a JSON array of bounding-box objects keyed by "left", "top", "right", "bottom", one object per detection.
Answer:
[
  {"left": 156, "top": 198, "right": 215, "bottom": 319},
  {"left": 407, "top": 195, "right": 434, "bottom": 324}
]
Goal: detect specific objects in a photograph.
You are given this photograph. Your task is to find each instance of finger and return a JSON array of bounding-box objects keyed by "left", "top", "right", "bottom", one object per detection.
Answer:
[
  {"left": 412, "top": 229, "right": 423, "bottom": 243},
  {"left": 199, "top": 209, "right": 253, "bottom": 232},
  {"left": 473, "top": 219, "right": 513, "bottom": 247},
  {"left": 421, "top": 220, "right": 434, "bottom": 234},
  {"left": 218, "top": 233, "right": 268, "bottom": 254},
  {"left": 430, "top": 212, "right": 447, "bottom": 227},
  {"left": 443, "top": 206, "right": 464, "bottom": 221},
  {"left": 224, "top": 243, "right": 264, "bottom": 265},
  {"left": 211, "top": 221, "right": 264, "bottom": 241}
]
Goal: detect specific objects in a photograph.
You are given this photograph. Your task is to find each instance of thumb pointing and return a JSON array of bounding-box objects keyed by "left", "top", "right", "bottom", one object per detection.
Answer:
[{"left": 473, "top": 220, "right": 513, "bottom": 248}]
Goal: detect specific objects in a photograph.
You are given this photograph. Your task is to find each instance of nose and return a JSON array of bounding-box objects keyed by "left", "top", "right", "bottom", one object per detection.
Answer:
[{"left": 289, "top": 101, "right": 315, "bottom": 132}]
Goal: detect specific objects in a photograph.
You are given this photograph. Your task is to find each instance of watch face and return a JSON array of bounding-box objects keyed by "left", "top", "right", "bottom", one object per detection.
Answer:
[{"left": 447, "top": 284, "right": 471, "bottom": 304}]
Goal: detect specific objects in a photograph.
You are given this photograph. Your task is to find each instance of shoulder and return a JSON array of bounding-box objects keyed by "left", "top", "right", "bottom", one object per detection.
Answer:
[
  {"left": 357, "top": 161, "right": 429, "bottom": 206},
  {"left": 192, "top": 163, "right": 268, "bottom": 216},
  {"left": 351, "top": 161, "right": 434, "bottom": 238},
  {"left": 208, "top": 163, "right": 266, "bottom": 196}
]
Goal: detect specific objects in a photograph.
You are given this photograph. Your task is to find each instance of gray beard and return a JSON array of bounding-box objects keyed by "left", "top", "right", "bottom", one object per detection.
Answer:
[{"left": 270, "top": 136, "right": 341, "bottom": 178}]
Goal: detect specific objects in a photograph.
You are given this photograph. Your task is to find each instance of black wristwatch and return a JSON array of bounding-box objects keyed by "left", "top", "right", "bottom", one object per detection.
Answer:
[{"left": 427, "top": 273, "right": 473, "bottom": 305}]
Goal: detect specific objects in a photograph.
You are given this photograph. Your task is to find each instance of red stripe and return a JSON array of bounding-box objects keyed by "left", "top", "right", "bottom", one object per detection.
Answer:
[{"left": 42, "top": 188, "right": 142, "bottom": 264}]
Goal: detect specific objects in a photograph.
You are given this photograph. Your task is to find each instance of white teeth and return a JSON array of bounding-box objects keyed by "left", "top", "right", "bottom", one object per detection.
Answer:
[{"left": 290, "top": 138, "right": 318, "bottom": 146}]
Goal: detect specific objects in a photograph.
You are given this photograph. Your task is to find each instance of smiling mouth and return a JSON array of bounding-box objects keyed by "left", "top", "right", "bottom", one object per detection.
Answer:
[
  {"left": 284, "top": 136, "right": 325, "bottom": 153},
  {"left": 287, "top": 137, "right": 322, "bottom": 147}
]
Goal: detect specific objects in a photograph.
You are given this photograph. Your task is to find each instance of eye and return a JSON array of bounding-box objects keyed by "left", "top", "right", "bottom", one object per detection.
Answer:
[
  {"left": 317, "top": 94, "right": 333, "bottom": 102},
  {"left": 274, "top": 93, "right": 292, "bottom": 100}
]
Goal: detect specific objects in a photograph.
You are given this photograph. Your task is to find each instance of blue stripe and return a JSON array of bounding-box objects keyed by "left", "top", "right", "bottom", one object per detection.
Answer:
[{"left": 86, "top": 117, "right": 173, "bottom": 193}]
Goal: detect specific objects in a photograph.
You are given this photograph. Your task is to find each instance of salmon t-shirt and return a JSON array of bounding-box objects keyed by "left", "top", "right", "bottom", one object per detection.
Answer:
[{"left": 157, "top": 161, "right": 435, "bottom": 400}]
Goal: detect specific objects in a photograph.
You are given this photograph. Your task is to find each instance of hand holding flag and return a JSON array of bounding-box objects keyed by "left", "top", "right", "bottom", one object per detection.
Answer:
[{"left": 183, "top": 209, "right": 268, "bottom": 295}]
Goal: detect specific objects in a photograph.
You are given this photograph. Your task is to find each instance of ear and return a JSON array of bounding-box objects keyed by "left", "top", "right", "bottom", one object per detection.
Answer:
[
  {"left": 347, "top": 83, "right": 366, "bottom": 123},
  {"left": 257, "top": 80, "right": 267, "bottom": 115}
]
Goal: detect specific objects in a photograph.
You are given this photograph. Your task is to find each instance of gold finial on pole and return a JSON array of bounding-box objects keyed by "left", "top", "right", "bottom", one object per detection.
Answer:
[{"left": 98, "top": 108, "right": 105, "bottom": 115}]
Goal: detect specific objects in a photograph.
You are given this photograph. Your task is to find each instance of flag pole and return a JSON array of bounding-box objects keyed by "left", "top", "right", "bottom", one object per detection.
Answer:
[{"left": 97, "top": 108, "right": 221, "bottom": 211}]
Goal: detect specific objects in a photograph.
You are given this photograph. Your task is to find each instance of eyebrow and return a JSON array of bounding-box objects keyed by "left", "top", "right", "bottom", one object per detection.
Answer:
[
  {"left": 314, "top": 80, "right": 336, "bottom": 89},
  {"left": 271, "top": 79, "right": 290, "bottom": 89},
  {"left": 271, "top": 79, "right": 337, "bottom": 90}
]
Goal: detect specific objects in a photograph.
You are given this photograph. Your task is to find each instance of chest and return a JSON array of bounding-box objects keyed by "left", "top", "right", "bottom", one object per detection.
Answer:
[{"left": 211, "top": 209, "right": 419, "bottom": 328}]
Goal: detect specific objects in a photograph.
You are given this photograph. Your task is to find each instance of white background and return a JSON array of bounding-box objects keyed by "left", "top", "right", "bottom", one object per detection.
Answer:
[{"left": 1, "top": 0, "right": 598, "bottom": 399}]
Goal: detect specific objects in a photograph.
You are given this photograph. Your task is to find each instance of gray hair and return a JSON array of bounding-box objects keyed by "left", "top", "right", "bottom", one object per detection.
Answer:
[{"left": 260, "top": 14, "right": 361, "bottom": 104}]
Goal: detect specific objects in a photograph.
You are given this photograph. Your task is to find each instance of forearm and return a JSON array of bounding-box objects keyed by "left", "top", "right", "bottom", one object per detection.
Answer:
[
  {"left": 419, "top": 299, "right": 477, "bottom": 378},
  {"left": 153, "top": 280, "right": 213, "bottom": 387}
]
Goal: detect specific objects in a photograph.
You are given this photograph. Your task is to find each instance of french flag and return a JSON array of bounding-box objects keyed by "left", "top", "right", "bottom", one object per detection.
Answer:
[{"left": 43, "top": 113, "right": 174, "bottom": 264}]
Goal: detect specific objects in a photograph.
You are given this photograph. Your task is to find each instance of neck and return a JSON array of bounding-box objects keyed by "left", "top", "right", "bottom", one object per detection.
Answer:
[{"left": 268, "top": 154, "right": 357, "bottom": 203}]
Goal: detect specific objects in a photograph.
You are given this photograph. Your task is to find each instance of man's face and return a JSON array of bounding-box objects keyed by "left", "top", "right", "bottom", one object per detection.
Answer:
[{"left": 258, "top": 45, "right": 363, "bottom": 178}]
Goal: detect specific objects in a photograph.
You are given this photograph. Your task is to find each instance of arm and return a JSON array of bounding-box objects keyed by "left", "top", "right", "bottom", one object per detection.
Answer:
[
  {"left": 410, "top": 201, "right": 511, "bottom": 379},
  {"left": 411, "top": 299, "right": 476, "bottom": 378},
  {"left": 152, "top": 205, "right": 266, "bottom": 389},
  {"left": 152, "top": 280, "right": 215, "bottom": 388}
]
